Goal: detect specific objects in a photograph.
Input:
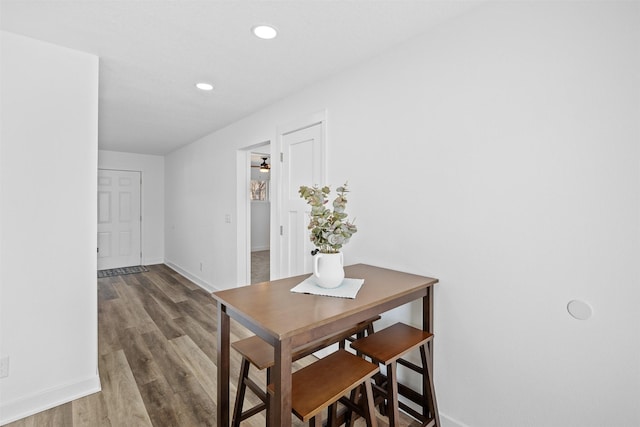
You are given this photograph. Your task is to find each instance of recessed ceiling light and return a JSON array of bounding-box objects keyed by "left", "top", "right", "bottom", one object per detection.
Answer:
[
  {"left": 252, "top": 25, "right": 278, "bottom": 40},
  {"left": 195, "top": 82, "right": 214, "bottom": 91}
]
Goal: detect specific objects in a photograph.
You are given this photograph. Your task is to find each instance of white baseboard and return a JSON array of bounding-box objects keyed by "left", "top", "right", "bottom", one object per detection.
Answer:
[
  {"left": 251, "top": 246, "right": 270, "bottom": 252},
  {"left": 440, "top": 411, "right": 471, "bottom": 427},
  {"left": 0, "top": 375, "right": 101, "bottom": 426},
  {"left": 143, "top": 257, "right": 164, "bottom": 266},
  {"left": 164, "top": 260, "right": 218, "bottom": 293}
]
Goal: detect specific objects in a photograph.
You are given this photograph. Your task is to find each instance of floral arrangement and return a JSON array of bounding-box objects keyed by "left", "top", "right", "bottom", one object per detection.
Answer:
[{"left": 298, "top": 183, "right": 357, "bottom": 254}]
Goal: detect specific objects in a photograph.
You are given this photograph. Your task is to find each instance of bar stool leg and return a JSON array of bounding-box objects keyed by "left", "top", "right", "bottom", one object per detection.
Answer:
[
  {"left": 232, "top": 358, "right": 250, "bottom": 427},
  {"left": 420, "top": 345, "right": 428, "bottom": 420},
  {"left": 345, "top": 384, "right": 361, "bottom": 427},
  {"left": 327, "top": 403, "right": 338, "bottom": 427},
  {"left": 386, "top": 362, "right": 400, "bottom": 427},
  {"left": 422, "top": 344, "right": 440, "bottom": 427},
  {"left": 366, "top": 323, "right": 374, "bottom": 336},
  {"left": 363, "top": 379, "right": 378, "bottom": 427}
]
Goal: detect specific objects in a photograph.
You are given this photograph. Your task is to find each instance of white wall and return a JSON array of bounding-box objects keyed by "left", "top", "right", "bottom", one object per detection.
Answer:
[
  {"left": 98, "top": 150, "right": 165, "bottom": 265},
  {"left": 164, "top": 141, "right": 220, "bottom": 290},
  {"left": 250, "top": 201, "right": 270, "bottom": 251},
  {"left": 0, "top": 32, "right": 100, "bottom": 424},
  {"left": 165, "top": 3, "right": 639, "bottom": 426}
]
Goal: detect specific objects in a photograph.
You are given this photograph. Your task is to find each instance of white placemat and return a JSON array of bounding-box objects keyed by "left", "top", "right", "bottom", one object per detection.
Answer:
[{"left": 290, "top": 276, "right": 364, "bottom": 299}]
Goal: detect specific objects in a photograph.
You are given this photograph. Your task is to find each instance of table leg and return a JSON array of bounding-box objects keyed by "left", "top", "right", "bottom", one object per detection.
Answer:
[
  {"left": 217, "top": 302, "right": 230, "bottom": 427},
  {"left": 272, "top": 337, "right": 293, "bottom": 426},
  {"left": 423, "top": 286, "right": 434, "bottom": 334},
  {"left": 423, "top": 287, "right": 435, "bottom": 366}
]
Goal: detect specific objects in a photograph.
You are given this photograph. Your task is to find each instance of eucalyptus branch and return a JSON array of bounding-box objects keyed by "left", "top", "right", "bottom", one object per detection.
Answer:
[{"left": 299, "top": 183, "right": 358, "bottom": 254}]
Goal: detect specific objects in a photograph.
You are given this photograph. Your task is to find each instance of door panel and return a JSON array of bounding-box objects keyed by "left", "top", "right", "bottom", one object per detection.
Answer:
[
  {"left": 97, "top": 232, "right": 111, "bottom": 258},
  {"left": 97, "top": 169, "right": 141, "bottom": 270},
  {"left": 98, "top": 191, "right": 111, "bottom": 223}
]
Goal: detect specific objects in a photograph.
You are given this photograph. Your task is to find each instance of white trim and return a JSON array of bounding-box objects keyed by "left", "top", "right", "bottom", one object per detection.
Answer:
[
  {"left": 440, "top": 412, "right": 472, "bottom": 427},
  {"left": 164, "top": 260, "right": 217, "bottom": 292},
  {"left": 0, "top": 375, "right": 101, "bottom": 425},
  {"left": 278, "top": 109, "right": 327, "bottom": 137},
  {"left": 236, "top": 150, "right": 251, "bottom": 286}
]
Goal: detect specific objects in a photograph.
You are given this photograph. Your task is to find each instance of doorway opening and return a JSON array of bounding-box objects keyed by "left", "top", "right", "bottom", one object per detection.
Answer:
[
  {"left": 236, "top": 141, "right": 271, "bottom": 286},
  {"left": 249, "top": 151, "right": 271, "bottom": 283}
]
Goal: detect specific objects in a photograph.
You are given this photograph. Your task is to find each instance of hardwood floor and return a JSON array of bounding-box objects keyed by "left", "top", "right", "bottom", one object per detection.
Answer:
[
  {"left": 6, "top": 264, "right": 420, "bottom": 427},
  {"left": 250, "top": 250, "right": 270, "bottom": 284}
]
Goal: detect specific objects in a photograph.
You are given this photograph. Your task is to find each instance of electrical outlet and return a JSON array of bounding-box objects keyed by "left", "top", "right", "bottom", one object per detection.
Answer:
[
  {"left": 0, "top": 356, "right": 9, "bottom": 378},
  {"left": 225, "top": 214, "right": 231, "bottom": 223},
  {"left": 199, "top": 262, "right": 203, "bottom": 272}
]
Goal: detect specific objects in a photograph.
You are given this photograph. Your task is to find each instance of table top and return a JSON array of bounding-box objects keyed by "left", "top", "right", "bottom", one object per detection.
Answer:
[{"left": 212, "top": 263, "right": 438, "bottom": 343}]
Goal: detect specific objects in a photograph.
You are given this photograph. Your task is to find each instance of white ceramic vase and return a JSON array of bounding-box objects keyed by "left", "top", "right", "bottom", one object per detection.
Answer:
[{"left": 313, "top": 252, "right": 345, "bottom": 288}]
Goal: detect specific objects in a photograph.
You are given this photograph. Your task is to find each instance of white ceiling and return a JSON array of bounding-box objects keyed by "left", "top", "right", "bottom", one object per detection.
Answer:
[{"left": 1, "top": 0, "right": 482, "bottom": 155}]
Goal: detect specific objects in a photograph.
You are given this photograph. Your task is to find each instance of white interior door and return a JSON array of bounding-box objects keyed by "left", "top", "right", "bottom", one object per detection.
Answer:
[
  {"left": 279, "top": 121, "right": 325, "bottom": 278},
  {"left": 97, "top": 169, "right": 141, "bottom": 270}
]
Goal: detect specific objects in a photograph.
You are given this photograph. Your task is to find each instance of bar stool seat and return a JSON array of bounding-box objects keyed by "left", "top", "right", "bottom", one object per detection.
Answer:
[
  {"left": 269, "top": 349, "right": 379, "bottom": 427},
  {"left": 231, "top": 316, "right": 378, "bottom": 426},
  {"left": 350, "top": 322, "right": 440, "bottom": 427}
]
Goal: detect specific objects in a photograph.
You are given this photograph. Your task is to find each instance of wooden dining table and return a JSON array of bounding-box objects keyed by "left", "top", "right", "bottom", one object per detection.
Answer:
[{"left": 212, "top": 263, "right": 439, "bottom": 427}]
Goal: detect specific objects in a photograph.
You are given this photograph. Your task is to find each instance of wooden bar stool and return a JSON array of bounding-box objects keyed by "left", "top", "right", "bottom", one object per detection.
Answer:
[
  {"left": 350, "top": 322, "right": 440, "bottom": 427},
  {"left": 231, "top": 317, "right": 378, "bottom": 426},
  {"left": 269, "top": 349, "right": 379, "bottom": 427}
]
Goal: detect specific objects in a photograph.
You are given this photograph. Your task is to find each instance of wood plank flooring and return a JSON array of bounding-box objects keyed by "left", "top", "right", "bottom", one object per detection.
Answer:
[
  {"left": 250, "top": 250, "right": 270, "bottom": 284},
  {"left": 6, "top": 264, "right": 420, "bottom": 427}
]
